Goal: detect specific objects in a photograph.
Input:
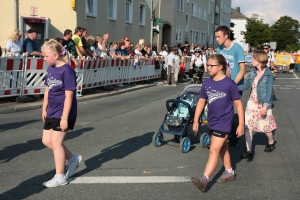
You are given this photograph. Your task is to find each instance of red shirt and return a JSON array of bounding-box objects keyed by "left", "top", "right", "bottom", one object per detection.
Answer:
[{"left": 180, "top": 63, "right": 186, "bottom": 73}]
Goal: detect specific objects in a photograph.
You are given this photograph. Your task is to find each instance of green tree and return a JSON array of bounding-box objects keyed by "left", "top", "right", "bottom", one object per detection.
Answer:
[
  {"left": 271, "top": 16, "right": 300, "bottom": 51},
  {"left": 241, "top": 14, "right": 272, "bottom": 49}
]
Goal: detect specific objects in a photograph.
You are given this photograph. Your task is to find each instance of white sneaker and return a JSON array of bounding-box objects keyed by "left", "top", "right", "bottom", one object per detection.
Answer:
[
  {"left": 117, "top": 83, "right": 124, "bottom": 87},
  {"left": 42, "top": 175, "right": 68, "bottom": 187},
  {"left": 66, "top": 154, "right": 82, "bottom": 179}
]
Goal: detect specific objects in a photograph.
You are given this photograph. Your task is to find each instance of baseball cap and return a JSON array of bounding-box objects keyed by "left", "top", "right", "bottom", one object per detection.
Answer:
[{"left": 28, "top": 28, "right": 38, "bottom": 34}]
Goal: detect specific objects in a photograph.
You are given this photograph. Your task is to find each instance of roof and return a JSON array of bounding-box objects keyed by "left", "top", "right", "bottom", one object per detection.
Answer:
[{"left": 231, "top": 8, "right": 247, "bottom": 19}]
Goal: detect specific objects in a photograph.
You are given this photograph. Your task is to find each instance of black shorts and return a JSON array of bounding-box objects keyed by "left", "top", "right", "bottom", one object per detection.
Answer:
[
  {"left": 208, "top": 129, "right": 229, "bottom": 138},
  {"left": 43, "top": 118, "right": 76, "bottom": 131},
  {"left": 290, "top": 63, "right": 295, "bottom": 70}
]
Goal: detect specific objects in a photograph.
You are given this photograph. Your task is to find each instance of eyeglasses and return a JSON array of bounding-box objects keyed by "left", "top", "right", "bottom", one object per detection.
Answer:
[
  {"left": 207, "top": 64, "right": 220, "bottom": 69},
  {"left": 263, "top": 48, "right": 269, "bottom": 50}
]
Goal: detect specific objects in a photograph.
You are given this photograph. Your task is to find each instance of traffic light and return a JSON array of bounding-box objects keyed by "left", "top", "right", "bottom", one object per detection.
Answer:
[
  {"left": 153, "top": 25, "right": 159, "bottom": 37},
  {"left": 153, "top": 18, "right": 164, "bottom": 37}
]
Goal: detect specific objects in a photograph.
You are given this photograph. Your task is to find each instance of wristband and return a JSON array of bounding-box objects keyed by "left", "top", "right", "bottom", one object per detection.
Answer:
[{"left": 61, "top": 117, "right": 68, "bottom": 120}]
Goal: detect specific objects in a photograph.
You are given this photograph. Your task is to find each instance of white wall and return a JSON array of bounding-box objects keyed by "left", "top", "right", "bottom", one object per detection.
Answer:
[{"left": 231, "top": 18, "right": 246, "bottom": 46}]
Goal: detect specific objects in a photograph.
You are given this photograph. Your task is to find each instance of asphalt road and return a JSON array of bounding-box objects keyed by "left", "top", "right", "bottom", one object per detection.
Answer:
[{"left": 0, "top": 70, "right": 300, "bottom": 200}]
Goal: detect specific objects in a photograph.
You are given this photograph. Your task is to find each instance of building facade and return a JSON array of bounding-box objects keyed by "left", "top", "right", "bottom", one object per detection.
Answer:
[
  {"left": 0, "top": 0, "right": 232, "bottom": 52},
  {"left": 231, "top": 7, "right": 248, "bottom": 48}
]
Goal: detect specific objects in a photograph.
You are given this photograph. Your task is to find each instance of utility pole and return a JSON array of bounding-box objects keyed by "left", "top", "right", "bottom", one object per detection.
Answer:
[{"left": 150, "top": 0, "right": 153, "bottom": 46}]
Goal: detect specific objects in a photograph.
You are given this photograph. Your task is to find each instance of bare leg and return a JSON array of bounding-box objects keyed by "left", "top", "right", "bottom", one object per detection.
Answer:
[
  {"left": 219, "top": 135, "right": 231, "bottom": 170},
  {"left": 51, "top": 131, "right": 70, "bottom": 174},
  {"left": 203, "top": 135, "right": 228, "bottom": 177},
  {"left": 42, "top": 129, "right": 73, "bottom": 160},
  {"left": 245, "top": 128, "right": 253, "bottom": 152},
  {"left": 265, "top": 132, "right": 274, "bottom": 144}
]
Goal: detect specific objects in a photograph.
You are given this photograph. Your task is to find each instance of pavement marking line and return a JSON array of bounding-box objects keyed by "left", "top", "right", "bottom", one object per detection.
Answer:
[
  {"left": 285, "top": 85, "right": 296, "bottom": 87},
  {"left": 293, "top": 73, "right": 299, "bottom": 79},
  {"left": 276, "top": 78, "right": 298, "bottom": 80},
  {"left": 69, "top": 176, "right": 191, "bottom": 184},
  {"left": 273, "top": 85, "right": 280, "bottom": 86},
  {"left": 279, "top": 88, "right": 292, "bottom": 89}
]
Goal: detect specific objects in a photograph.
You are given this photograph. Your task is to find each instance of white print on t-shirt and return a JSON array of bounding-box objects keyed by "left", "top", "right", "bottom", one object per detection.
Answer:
[
  {"left": 219, "top": 53, "right": 234, "bottom": 69},
  {"left": 206, "top": 87, "right": 227, "bottom": 104},
  {"left": 47, "top": 74, "right": 62, "bottom": 90}
]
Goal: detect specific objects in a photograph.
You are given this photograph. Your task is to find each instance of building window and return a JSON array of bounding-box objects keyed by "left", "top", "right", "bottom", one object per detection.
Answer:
[
  {"left": 177, "top": 0, "right": 184, "bottom": 12},
  {"left": 190, "top": 30, "right": 196, "bottom": 43},
  {"left": 185, "top": 14, "right": 189, "bottom": 32},
  {"left": 108, "top": 0, "right": 117, "bottom": 21},
  {"left": 176, "top": 26, "right": 183, "bottom": 43},
  {"left": 139, "top": 3, "right": 146, "bottom": 26},
  {"left": 191, "top": 3, "right": 197, "bottom": 17},
  {"left": 125, "top": 0, "right": 133, "bottom": 24},
  {"left": 86, "top": 0, "right": 97, "bottom": 17},
  {"left": 198, "top": 6, "right": 202, "bottom": 20}
]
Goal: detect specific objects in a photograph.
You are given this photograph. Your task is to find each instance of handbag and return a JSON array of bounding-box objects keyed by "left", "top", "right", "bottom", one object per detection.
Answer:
[{"left": 155, "top": 60, "right": 160, "bottom": 69}]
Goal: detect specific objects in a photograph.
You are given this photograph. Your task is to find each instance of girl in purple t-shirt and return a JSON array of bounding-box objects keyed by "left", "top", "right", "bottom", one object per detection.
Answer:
[
  {"left": 41, "top": 39, "right": 82, "bottom": 188},
  {"left": 191, "top": 54, "right": 245, "bottom": 193}
]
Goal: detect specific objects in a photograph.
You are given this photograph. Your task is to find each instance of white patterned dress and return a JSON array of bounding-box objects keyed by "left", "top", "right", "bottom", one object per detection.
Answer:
[{"left": 245, "top": 80, "right": 277, "bottom": 132}]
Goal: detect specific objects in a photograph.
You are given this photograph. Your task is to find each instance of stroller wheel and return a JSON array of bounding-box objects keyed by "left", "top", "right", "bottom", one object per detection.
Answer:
[
  {"left": 200, "top": 133, "right": 211, "bottom": 148},
  {"left": 153, "top": 132, "right": 164, "bottom": 147},
  {"left": 180, "top": 137, "right": 191, "bottom": 153}
]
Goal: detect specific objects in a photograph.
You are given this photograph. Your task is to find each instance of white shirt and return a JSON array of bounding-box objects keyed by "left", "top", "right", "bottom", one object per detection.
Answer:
[
  {"left": 159, "top": 51, "right": 168, "bottom": 57},
  {"left": 167, "top": 53, "right": 175, "bottom": 65},
  {"left": 6, "top": 39, "right": 22, "bottom": 56},
  {"left": 267, "top": 51, "right": 275, "bottom": 67},
  {"left": 191, "top": 54, "right": 206, "bottom": 67}
]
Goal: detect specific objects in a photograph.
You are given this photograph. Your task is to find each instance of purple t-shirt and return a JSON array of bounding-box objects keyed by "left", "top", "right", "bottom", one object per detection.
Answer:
[
  {"left": 199, "top": 76, "right": 240, "bottom": 132},
  {"left": 45, "top": 64, "right": 77, "bottom": 119}
]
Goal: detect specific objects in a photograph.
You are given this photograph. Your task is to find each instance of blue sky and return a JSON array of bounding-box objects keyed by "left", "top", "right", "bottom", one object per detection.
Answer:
[{"left": 232, "top": 0, "right": 300, "bottom": 25}]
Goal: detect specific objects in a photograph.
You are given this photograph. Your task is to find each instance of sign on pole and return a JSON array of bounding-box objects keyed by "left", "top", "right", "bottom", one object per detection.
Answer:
[{"left": 145, "top": 0, "right": 159, "bottom": 10}]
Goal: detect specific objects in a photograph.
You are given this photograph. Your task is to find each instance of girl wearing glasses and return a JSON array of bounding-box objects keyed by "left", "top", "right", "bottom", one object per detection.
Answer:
[{"left": 191, "top": 54, "right": 244, "bottom": 193}]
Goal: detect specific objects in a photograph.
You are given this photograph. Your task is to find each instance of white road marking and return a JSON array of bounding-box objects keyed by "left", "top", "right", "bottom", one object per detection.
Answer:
[
  {"left": 285, "top": 85, "right": 296, "bottom": 87},
  {"left": 279, "top": 88, "right": 292, "bottom": 89},
  {"left": 276, "top": 78, "right": 298, "bottom": 80},
  {"left": 273, "top": 85, "right": 280, "bottom": 86},
  {"left": 293, "top": 73, "right": 299, "bottom": 79},
  {"left": 69, "top": 176, "right": 191, "bottom": 184}
]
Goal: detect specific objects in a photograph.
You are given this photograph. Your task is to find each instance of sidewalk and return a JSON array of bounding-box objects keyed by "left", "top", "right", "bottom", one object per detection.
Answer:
[{"left": 0, "top": 81, "right": 163, "bottom": 114}]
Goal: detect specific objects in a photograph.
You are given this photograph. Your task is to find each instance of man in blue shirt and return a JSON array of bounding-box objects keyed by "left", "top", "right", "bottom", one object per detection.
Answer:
[
  {"left": 22, "top": 28, "right": 43, "bottom": 57},
  {"left": 215, "top": 26, "right": 246, "bottom": 149}
]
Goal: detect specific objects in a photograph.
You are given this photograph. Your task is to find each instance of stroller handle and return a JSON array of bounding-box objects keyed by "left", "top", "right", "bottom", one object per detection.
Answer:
[{"left": 165, "top": 99, "right": 194, "bottom": 114}]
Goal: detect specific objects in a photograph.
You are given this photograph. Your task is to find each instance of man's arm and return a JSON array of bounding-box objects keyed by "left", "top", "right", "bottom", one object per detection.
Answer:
[
  {"left": 26, "top": 42, "right": 43, "bottom": 56},
  {"left": 234, "top": 62, "right": 246, "bottom": 84}
]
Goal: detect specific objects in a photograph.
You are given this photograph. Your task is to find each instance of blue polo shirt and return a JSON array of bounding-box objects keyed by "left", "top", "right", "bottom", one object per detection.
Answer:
[{"left": 23, "top": 37, "right": 38, "bottom": 56}]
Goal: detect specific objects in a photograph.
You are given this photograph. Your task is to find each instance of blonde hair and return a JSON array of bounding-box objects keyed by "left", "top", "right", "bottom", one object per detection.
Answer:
[
  {"left": 253, "top": 50, "right": 268, "bottom": 69},
  {"left": 8, "top": 29, "right": 21, "bottom": 43},
  {"left": 138, "top": 39, "right": 145, "bottom": 46},
  {"left": 86, "top": 36, "right": 95, "bottom": 46},
  {"left": 135, "top": 43, "right": 142, "bottom": 49},
  {"left": 180, "top": 57, "right": 185, "bottom": 63},
  {"left": 42, "top": 39, "right": 70, "bottom": 64}
]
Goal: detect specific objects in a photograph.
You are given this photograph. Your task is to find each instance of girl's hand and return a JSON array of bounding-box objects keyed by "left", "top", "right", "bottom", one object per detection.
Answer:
[
  {"left": 236, "top": 125, "right": 244, "bottom": 138},
  {"left": 193, "top": 122, "right": 199, "bottom": 133},
  {"left": 42, "top": 111, "right": 47, "bottom": 122},
  {"left": 260, "top": 106, "right": 267, "bottom": 117},
  {"left": 60, "top": 119, "right": 68, "bottom": 132},
  {"left": 190, "top": 66, "right": 193, "bottom": 69}
]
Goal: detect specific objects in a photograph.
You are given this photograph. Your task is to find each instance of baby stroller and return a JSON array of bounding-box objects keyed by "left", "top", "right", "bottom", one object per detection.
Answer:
[{"left": 152, "top": 84, "right": 210, "bottom": 153}]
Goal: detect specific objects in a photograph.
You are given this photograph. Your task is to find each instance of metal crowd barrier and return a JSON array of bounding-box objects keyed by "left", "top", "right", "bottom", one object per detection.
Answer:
[{"left": 0, "top": 56, "right": 163, "bottom": 99}]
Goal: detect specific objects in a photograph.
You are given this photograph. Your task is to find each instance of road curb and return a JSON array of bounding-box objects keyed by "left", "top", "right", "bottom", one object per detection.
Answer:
[{"left": 0, "top": 82, "right": 158, "bottom": 114}]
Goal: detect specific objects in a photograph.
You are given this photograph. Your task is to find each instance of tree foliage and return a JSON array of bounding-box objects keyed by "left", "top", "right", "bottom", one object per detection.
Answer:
[
  {"left": 270, "top": 16, "right": 300, "bottom": 51},
  {"left": 241, "top": 15, "right": 272, "bottom": 49}
]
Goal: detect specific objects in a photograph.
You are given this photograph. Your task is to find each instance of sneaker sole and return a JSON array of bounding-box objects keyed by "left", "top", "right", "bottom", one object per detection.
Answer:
[
  {"left": 191, "top": 177, "right": 206, "bottom": 193},
  {"left": 66, "top": 155, "right": 82, "bottom": 179},
  {"left": 217, "top": 174, "right": 236, "bottom": 183},
  {"left": 43, "top": 181, "right": 68, "bottom": 188}
]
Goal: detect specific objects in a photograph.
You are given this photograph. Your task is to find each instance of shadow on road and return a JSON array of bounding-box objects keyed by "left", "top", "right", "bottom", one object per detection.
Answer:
[
  {"left": 74, "top": 131, "right": 154, "bottom": 178},
  {"left": 0, "top": 119, "right": 40, "bottom": 133},
  {"left": 0, "top": 127, "right": 93, "bottom": 199},
  {"left": 0, "top": 127, "right": 93, "bottom": 163}
]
